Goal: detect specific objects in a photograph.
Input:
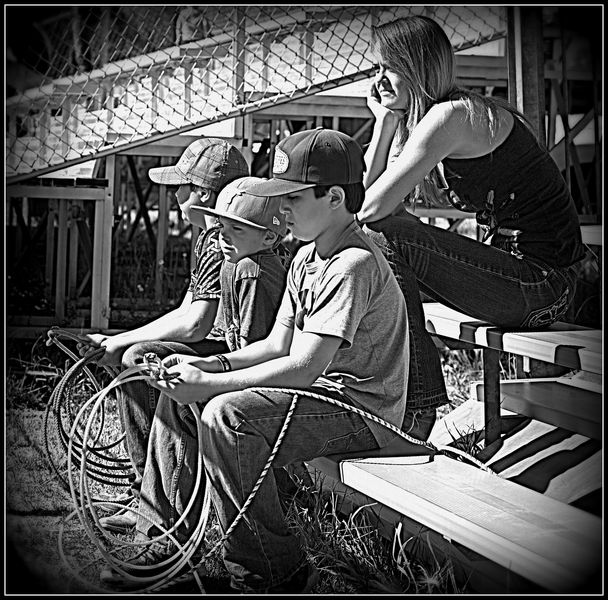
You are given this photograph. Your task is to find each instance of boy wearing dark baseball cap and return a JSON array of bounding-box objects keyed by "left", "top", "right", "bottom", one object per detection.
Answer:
[
  {"left": 124, "top": 129, "right": 411, "bottom": 593},
  {"left": 80, "top": 138, "right": 248, "bottom": 533}
]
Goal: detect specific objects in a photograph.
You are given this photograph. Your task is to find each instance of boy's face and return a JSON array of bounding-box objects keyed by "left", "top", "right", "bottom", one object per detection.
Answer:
[
  {"left": 217, "top": 217, "right": 270, "bottom": 263},
  {"left": 279, "top": 187, "right": 329, "bottom": 242},
  {"left": 175, "top": 184, "right": 213, "bottom": 223}
]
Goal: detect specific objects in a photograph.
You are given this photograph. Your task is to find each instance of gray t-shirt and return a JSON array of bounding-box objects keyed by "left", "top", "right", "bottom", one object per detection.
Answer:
[
  {"left": 275, "top": 221, "right": 409, "bottom": 446},
  {"left": 220, "top": 249, "right": 287, "bottom": 351}
]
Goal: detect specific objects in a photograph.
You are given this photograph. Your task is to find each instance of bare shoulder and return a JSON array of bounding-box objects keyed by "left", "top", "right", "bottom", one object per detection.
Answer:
[{"left": 430, "top": 100, "right": 515, "bottom": 158}]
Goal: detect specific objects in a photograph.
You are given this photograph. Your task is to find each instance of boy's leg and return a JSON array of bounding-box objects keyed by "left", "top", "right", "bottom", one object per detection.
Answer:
[
  {"left": 134, "top": 393, "right": 205, "bottom": 545},
  {"left": 100, "top": 392, "right": 207, "bottom": 588},
  {"left": 118, "top": 339, "right": 227, "bottom": 496},
  {"left": 200, "top": 387, "right": 381, "bottom": 593}
]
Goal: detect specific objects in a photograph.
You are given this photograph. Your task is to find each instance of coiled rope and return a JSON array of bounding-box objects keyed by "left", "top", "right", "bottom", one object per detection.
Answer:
[
  {"left": 45, "top": 328, "right": 133, "bottom": 498},
  {"left": 53, "top": 345, "right": 494, "bottom": 594}
]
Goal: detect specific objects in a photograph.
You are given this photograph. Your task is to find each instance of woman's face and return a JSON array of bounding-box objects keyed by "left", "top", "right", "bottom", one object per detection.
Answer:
[{"left": 371, "top": 49, "right": 409, "bottom": 112}]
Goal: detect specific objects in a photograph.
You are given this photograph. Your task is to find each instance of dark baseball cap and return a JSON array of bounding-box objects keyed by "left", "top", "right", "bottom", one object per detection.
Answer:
[
  {"left": 245, "top": 128, "right": 365, "bottom": 197},
  {"left": 148, "top": 138, "right": 249, "bottom": 191}
]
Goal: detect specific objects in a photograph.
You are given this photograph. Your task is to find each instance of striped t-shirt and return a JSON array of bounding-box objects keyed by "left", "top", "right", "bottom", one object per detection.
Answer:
[{"left": 188, "top": 225, "right": 223, "bottom": 301}]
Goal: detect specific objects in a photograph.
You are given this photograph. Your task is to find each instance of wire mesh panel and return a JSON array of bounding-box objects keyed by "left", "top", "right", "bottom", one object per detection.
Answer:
[{"left": 6, "top": 5, "right": 506, "bottom": 183}]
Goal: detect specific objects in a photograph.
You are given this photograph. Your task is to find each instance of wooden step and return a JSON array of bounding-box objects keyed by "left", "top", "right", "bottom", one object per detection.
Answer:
[
  {"left": 308, "top": 451, "right": 601, "bottom": 593},
  {"left": 430, "top": 399, "right": 601, "bottom": 507},
  {"left": 472, "top": 378, "right": 601, "bottom": 440},
  {"left": 423, "top": 302, "right": 602, "bottom": 374}
]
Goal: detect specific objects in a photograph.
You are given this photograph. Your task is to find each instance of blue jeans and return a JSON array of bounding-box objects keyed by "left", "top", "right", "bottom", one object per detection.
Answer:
[
  {"left": 363, "top": 216, "right": 578, "bottom": 328},
  {"left": 118, "top": 338, "right": 228, "bottom": 495},
  {"left": 136, "top": 387, "right": 436, "bottom": 592},
  {"left": 360, "top": 222, "right": 449, "bottom": 411}
]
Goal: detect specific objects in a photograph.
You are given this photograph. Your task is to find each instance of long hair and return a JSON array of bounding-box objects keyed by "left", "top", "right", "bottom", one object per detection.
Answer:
[{"left": 371, "top": 16, "right": 531, "bottom": 204}]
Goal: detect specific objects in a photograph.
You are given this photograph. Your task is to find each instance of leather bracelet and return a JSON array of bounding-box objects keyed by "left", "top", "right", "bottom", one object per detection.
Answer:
[{"left": 214, "top": 354, "right": 232, "bottom": 372}]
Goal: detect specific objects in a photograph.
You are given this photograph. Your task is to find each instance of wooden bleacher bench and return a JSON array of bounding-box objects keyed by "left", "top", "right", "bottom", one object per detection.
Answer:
[
  {"left": 307, "top": 302, "right": 602, "bottom": 592},
  {"left": 309, "top": 452, "right": 600, "bottom": 593},
  {"left": 471, "top": 371, "right": 601, "bottom": 441},
  {"left": 422, "top": 302, "right": 602, "bottom": 445}
]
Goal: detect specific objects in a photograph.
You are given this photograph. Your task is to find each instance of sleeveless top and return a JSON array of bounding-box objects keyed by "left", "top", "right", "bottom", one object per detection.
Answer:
[{"left": 440, "top": 116, "right": 586, "bottom": 269}]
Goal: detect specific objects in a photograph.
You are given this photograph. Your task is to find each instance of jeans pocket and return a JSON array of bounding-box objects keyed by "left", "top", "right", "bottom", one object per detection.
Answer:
[
  {"left": 317, "top": 426, "right": 375, "bottom": 456},
  {"left": 520, "top": 284, "right": 572, "bottom": 328}
]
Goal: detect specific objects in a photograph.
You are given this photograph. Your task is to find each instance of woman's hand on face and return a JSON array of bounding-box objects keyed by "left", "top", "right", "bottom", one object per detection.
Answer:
[{"left": 367, "top": 82, "right": 404, "bottom": 127}]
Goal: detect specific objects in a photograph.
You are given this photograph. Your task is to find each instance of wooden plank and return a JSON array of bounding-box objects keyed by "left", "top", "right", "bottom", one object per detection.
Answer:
[
  {"left": 307, "top": 460, "right": 547, "bottom": 593},
  {"left": 482, "top": 348, "right": 501, "bottom": 445},
  {"left": 473, "top": 379, "right": 601, "bottom": 440},
  {"left": 68, "top": 201, "right": 80, "bottom": 299},
  {"left": 557, "top": 370, "right": 601, "bottom": 394},
  {"left": 7, "top": 185, "right": 106, "bottom": 200},
  {"left": 339, "top": 455, "right": 601, "bottom": 592},
  {"left": 580, "top": 224, "right": 602, "bottom": 246},
  {"left": 54, "top": 199, "right": 68, "bottom": 321},
  {"left": 155, "top": 157, "right": 170, "bottom": 302},
  {"left": 429, "top": 399, "right": 601, "bottom": 506},
  {"left": 255, "top": 95, "right": 369, "bottom": 120},
  {"left": 423, "top": 303, "right": 601, "bottom": 374},
  {"left": 455, "top": 54, "right": 507, "bottom": 86},
  {"left": 90, "top": 155, "right": 115, "bottom": 329},
  {"left": 502, "top": 329, "right": 601, "bottom": 374},
  {"left": 520, "top": 7, "right": 546, "bottom": 143},
  {"left": 45, "top": 199, "right": 56, "bottom": 300}
]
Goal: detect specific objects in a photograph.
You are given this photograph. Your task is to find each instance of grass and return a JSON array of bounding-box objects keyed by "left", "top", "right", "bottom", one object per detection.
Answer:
[{"left": 5, "top": 334, "right": 484, "bottom": 594}]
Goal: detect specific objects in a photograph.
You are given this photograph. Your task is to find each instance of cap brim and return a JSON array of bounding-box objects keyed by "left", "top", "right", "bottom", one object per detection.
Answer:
[
  {"left": 244, "top": 178, "right": 316, "bottom": 197},
  {"left": 148, "top": 165, "right": 189, "bottom": 185},
  {"left": 191, "top": 206, "right": 267, "bottom": 230}
]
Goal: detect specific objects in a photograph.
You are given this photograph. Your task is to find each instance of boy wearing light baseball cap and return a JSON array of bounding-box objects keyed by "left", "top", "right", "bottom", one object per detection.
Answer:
[
  {"left": 80, "top": 138, "right": 248, "bottom": 533},
  {"left": 193, "top": 176, "right": 288, "bottom": 350},
  {"left": 135, "top": 128, "right": 413, "bottom": 594}
]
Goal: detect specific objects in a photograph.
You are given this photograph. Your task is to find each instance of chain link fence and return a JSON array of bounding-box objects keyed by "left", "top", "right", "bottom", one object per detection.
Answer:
[{"left": 6, "top": 5, "right": 506, "bottom": 183}]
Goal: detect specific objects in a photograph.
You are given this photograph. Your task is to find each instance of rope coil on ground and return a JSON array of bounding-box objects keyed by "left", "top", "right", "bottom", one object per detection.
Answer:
[{"left": 44, "top": 328, "right": 132, "bottom": 496}]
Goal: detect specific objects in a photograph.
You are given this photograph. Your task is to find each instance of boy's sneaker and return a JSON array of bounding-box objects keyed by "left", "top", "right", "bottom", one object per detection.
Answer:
[
  {"left": 99, "top": 539, "right": 190, "bottom": 591},
  {"left": 99, "top": 510, "right": 137, "bottom": 533}
]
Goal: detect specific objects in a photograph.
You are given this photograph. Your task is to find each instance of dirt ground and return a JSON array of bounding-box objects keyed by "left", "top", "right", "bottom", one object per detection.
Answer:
[
  {"left": 5, "top": 406, "right": 230, "bottom": 595},
  {"left": 5, "top": 408, "right": 99, "bottom": 594}
]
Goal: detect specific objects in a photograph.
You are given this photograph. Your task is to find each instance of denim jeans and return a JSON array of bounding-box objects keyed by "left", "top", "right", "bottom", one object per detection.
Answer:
[
  {"left": 118, "top": 338, "right": 227, "bottom": 495},
  {"left": 363, "top": 216, "right": 578, "bottom": 328},
  {"left": 136, "top": 386, "right": 436, "bottom": 592}
]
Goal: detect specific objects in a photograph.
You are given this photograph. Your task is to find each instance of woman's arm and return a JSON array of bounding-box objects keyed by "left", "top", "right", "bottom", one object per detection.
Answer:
[
  {"left": 358, "top": 101, "right": 472, "bottom": 223},
  {"left": 363, "top": 84, "right": 403, "bottom": 189}
]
